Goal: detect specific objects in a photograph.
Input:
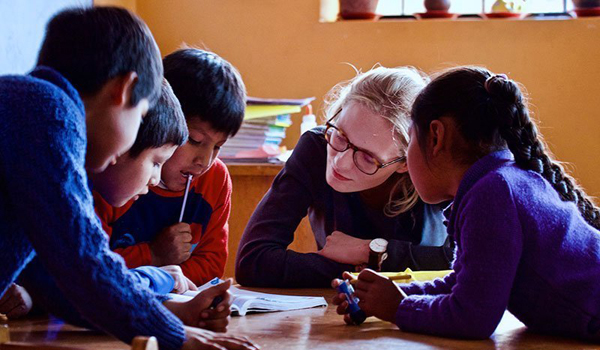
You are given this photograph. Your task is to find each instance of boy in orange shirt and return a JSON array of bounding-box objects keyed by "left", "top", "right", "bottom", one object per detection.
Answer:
[{"left": 95, "top": 48, "right": 246, "bottom": 285}]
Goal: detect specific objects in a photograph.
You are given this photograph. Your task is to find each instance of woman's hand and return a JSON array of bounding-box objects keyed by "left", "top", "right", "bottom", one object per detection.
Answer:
[
  {"left": 159, "top": 265, "right": 198, "bottom": 294},
  {"left": 316, "top": 231, "right": 370, "bottom": 265},
  {"left": 182, "top": 326, "right": 259, "bottom": 350},
  {"left": 165, "top": 279, "right": 232, "bottom": 332},
  {"left": 353, "top": 269, "right": 406, "bottom": 323}
]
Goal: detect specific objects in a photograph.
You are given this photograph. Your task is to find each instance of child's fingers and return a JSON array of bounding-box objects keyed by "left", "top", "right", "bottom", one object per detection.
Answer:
[
  {"left": 180, "top": 232, "right": 193, "bottom": 243},
  {"left": 202, "top": 279, "right": 232, "bottom": 298},
  {"left": 354, "top": 289, "right": 366, "bottom": 301},
  {"left": 217, "top": 290, "right": 232, "bottom": 310},
  {"left": 341, "top": 271, "right": 356, "bottom": 281},
  {"left": 331, "top": 278, "right": 343, "bottom": 289},
  {"left": 199, "top": 317, "right": 230, "bottom": 332},
  {"left": 353, "top": 279, "right": 371, "bottom": 293},
  {"left": 357, "top": 269, "right": 379, "bottom": 282},
  {"left": 181, "top": 251, "right": 192, "bottom": 261},
  {"left": 173, "top": 222, "right": 192, "bottom": 233},
  {"left": 186, "top": 277, "right": 198, "bottom": 291},
  {"left": 335, "top": 301, "right": 349, "bottom": 315},
  {"left": 331, "top": 292, "right": 347, "bottom": 306},
  {"left": 201, "top": 305, "right": 231, "bottom": 320},
  {"left": 343, "top": 313, "right": 354, "bottom": 325}
]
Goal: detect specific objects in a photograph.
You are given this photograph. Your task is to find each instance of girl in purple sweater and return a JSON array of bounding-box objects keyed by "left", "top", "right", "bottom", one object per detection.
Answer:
[{"left": 333, "top": 66, "right": 600, "bottom": 341}]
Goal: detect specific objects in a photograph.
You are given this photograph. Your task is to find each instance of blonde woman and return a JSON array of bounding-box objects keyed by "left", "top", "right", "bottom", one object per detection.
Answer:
[{"left": 236, "top": 67, "right": 452, "bottom": 287}]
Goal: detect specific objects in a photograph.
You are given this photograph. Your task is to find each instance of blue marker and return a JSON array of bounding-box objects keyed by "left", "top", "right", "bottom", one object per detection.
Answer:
[
  {"left": 336, "top": 279, "right": 367, "bottom": 325},
  {"left": 207, "top": 277, "right": 224, "bottom": 309}
]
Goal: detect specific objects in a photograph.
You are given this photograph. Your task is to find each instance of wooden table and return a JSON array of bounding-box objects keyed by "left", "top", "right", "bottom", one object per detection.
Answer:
[{"left": 5, "top": 288, "right": 599, "bottom": 350}]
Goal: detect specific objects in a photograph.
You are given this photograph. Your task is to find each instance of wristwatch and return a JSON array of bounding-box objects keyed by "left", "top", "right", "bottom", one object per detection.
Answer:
[{"left": 367, "top": 238, "right": 388, "bottom": 271}]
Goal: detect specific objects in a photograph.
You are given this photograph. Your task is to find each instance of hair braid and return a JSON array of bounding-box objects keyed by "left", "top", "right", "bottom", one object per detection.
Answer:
[{"left": 487, "top": 75, "right": 600, "bottom": 230}]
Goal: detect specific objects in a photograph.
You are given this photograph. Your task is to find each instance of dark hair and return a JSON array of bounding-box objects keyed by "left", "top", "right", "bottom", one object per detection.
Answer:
[
  {"left": 37, "top": 6, "right": 163, "bottom": 106},
  {"left": 128, "top": 79, "right": 188, "bottom": 157},
  {"left": 163, "top": 48, "right": 246, "bottom": 136},
  {"left": 411, "top": 66, "right": 600, "bottom": 230}
]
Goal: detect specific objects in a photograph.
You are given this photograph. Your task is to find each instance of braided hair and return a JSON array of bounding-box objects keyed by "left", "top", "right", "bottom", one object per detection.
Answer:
[{"left": 410, "top": 66, "right": 600, "bottom": 230}]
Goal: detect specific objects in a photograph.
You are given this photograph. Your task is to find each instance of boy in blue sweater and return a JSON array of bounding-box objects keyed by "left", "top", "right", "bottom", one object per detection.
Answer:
[
  {"left": 0, "top": 6, "right": 256, "bottom": 350},
  {"left": 0, "top": 79, "right": 189, "bottom": 318}
]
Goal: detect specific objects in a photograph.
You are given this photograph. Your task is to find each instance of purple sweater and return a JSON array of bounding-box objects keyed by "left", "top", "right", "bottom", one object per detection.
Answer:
[{"left": 396, "top": 150, "right": 600, "bottom": 340}]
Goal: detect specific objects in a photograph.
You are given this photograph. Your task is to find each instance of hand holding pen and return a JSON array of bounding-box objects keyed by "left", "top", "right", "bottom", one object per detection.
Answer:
[
  {"left": 165, "top": 278, "right": 233, "bottom": 333},
  {"left": 332, "top": 270, "right": 408, "bottom": 325}
]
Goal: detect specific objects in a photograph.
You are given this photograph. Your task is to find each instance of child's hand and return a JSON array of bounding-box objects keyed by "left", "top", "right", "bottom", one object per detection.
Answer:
[
  {"left": 150, "top": 223, "right": 193, "bottom": 266},
  {"left": 353, "top": 269, "right": 407, "bottom": 323},
  {"left": 0, "top": 284, "right": 33, "bottom": 319},
  {"left": 331, "top": 277, "right": 364, "bottom": 325},
  {"left": 182, "top": 326, "right": 259, "bottom": 350},
  {"left": 316, "top": 231, "right": 370, "bottom": 265},
  {"left": 165, "top": 279, "right": 233, "bottom": 333},
  {"left": 159, "top": 265, "right": 198, "bottom": 294}
]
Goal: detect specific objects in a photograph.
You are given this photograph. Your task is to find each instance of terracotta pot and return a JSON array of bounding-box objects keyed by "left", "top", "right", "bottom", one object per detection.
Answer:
[
  {"left": 572, "top": 0, "right": 600, "bottom": 8},
  {"left": 424, "top": 0, "right": 451, "bottom": 12},
  {"left": 339, "top": 0, "right": 380, "bottom": 20}
]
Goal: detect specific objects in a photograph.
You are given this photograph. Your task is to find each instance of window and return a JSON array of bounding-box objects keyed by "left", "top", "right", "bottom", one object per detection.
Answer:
[{"left": 376, "top": 0, "right": 573, "bottom": 17}]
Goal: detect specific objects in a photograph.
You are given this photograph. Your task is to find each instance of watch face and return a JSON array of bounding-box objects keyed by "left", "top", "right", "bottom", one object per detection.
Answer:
[{"left": 369, "top": 238, "right": 388, "bottom": 253}]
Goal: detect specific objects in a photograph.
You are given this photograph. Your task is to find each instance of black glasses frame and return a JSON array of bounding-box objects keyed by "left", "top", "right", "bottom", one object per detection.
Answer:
[{"left": 324, "top": 110, "right": 406, "bottom": 175}]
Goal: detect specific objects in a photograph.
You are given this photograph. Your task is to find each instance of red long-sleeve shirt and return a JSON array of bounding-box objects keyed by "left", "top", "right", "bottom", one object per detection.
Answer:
[{"left": 94, "top": 159, "right": 231, "bottom": 285}]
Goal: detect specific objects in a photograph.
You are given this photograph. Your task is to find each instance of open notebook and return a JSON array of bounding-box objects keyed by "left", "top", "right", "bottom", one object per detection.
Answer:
[{"left": 167, "top": 278, "right": 328, "bottom": 316}]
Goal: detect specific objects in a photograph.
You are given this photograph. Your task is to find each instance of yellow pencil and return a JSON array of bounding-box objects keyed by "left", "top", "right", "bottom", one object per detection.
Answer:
[
  {"left": 389, "top": 274, "right": 412, "bottom": 281},
  {"left": 349, "top": 274, "right": 411, "bottom": 285}
]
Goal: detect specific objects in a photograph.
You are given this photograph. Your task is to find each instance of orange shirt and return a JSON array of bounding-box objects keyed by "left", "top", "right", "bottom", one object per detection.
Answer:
[{"left": 94, "top": 159, "right": 231, "bottom": 285}]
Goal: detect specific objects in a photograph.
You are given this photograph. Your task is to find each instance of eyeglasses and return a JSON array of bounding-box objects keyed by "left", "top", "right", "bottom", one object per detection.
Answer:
[{"left": 324, "top": 110, "right": 406, "bottom": 175}]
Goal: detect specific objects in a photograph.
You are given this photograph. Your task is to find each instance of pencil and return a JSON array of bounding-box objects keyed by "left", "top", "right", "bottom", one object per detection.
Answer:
[
  {"left": 389, "top": 274, "right": 412, "bottom": 281},
  {"left": 178, "top": 174, "right": 193, "bottom": 222},
  {"left": 349, "top": 274, "right": 411, "bottom": 285}
]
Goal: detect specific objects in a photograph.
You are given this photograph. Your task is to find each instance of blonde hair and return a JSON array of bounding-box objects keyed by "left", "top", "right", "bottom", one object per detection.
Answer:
[{"left": 323, "top": 66, "right": 428, "bottom": 216}]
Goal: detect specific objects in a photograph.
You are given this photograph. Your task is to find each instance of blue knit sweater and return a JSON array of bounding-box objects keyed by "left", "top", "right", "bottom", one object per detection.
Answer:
[
  {"left": 396, "top": 150, "right": 600, "bottom": 340},
  {"left": 0, "top": 67, "right": 185, "bottom": 350}
]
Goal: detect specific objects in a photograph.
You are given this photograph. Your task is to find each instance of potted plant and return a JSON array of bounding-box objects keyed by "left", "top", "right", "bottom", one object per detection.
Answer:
[
  {"left": 339, "top": 0, "right": 380, "bottom": 20},
  {"left": 424, "top": 0, "right": 451, "bottom": 12},
  {"left": 418, "top": 0, "right": 454, "bottom": 19},
  {"left": 485, "top": 0, "right": 526, "bottom": 19},
  {"left": 572, "top": 0, "right": 600, "bottom": 17}
]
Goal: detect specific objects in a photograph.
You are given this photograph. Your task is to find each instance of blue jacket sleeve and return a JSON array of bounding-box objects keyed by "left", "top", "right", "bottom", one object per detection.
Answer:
[{"left": 131, "top": 266, "right": 176, "bottom": 295}]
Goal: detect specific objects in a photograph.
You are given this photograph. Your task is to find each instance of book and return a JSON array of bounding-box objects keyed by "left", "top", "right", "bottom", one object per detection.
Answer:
[
  {"left": 247, "top": 96, "right": 315, "bottom": 106},
  {"left": 167, "top": 278, "right": 328, "bottom": 316},
  {"left": 245, "top": 105, "right": 302, "bottom": 120}
]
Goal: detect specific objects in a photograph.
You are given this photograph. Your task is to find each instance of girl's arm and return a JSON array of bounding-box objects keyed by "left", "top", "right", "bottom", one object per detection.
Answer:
[
  {"left": 398, "top": 271, "right": 456, "bottom": 296},
  {"left": 394, "top": 175, "right": 523, "bottom": 339},
  {"left": 235, "top": 130, "right": 352, "bottom": 288}
]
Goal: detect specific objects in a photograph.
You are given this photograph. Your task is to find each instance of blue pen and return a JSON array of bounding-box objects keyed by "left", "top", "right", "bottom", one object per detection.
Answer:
[
  {"left": 210, "top": 295, "right": 223, "bottom": 309},
  {"left": 207, "top": 277, "right": 224, "bottom": 309},
  {"left": 336, "top": 279, "right": 367, "bottom": 325}
]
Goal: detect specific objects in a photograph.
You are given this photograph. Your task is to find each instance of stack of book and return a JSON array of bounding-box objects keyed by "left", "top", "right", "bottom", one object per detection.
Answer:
[{"left": 219, "top": 97, "right": 314, "bottom": 163}]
